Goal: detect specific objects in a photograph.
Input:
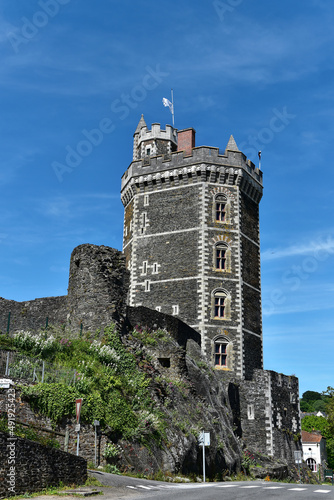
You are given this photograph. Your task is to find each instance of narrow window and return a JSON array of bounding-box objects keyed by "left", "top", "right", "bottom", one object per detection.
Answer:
[
  {"left": 142, "top": 261, "right": 148, "bottom": 275},
  {"left": 214, "top": 295, "right": 225, "bottom": 318},
  {"left": 215, "top": 195, "right": 227, "bottom": 222},
  {"left": 216, "top": 245, "right": 226, "bottom": 270},
  {"left": 172, "top": 305, "right": 179, "bottom": 316},
  {"left": 146, "top": 147, "right": 151, "bottom": 156},
  {"left": 144, "top": 194, "right": 149, "bottom": 206},
  {"left": 214, "top": 342, "right": 227, "bottom": 366},
  {"left": 142, "top": 212, "right": 146, "bottom": 227},
  {"left": 145, "top": 280, "right": 150, "bottom": 292},
  {"left": 247, "top": 404, "right": 255, "bottom": 420},
  {"left": 278, "top": 374, "right": 282, "bottom": 386},
  {"left": 124, "top": 226, "right": 128, "bottom": 237},
  {"left": 153, "top": 263, "right": 158, "bottom": 274}
]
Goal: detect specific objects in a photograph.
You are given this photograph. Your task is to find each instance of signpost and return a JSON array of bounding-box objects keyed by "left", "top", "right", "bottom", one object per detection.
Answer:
[
  {"left": 198, "top": 431, "right": 210, "bottom": 483},
  {"left": 75, "top": 398, "right": 83, "bottom": 456},
  {"left": 0, "top": 378, "right": 13, "bottom": 389},
  {"left": 294, "top": 450, "right": 303, "bottom": 483}
]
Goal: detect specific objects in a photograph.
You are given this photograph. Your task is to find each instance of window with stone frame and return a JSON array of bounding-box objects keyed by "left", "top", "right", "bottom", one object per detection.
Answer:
[
  {"left": 214, "top": 341, "right": 227, "bottom": 367},
  {"left": 215, "top": 242, "right": 232, "bottom": 272},
  {"left": 212, "top": 289, "right": 231, "bottom": 320},
  {"left": 215, "top": 194, "right": 227, "bottom": 222},
  {"left": 214, "top": 294, "right": 225, "bottom": 318},
  {"left": 216, "top": 244, "right": 227, "bottom": 270},
  {"left": 213, "top": 193, "right": 231, "bottom": 224}
]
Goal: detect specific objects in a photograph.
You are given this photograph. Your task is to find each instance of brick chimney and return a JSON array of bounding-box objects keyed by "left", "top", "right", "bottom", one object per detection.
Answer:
[{"left": 177, "top": 128, "right": 196, "bottom": 155}]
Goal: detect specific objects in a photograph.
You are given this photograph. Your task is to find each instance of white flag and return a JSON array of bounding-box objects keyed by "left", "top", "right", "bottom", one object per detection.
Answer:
[{"left": 162, "top": 97, "right": 173, "bottom": 113}]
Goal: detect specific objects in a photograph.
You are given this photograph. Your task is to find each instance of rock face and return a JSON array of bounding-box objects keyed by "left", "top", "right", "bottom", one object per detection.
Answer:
[
  {"left": 67, "top": 244, "right": 129, "bottom": 332},
  {"left": 112, "top": 335, "right": 241, "bottom": 477}
]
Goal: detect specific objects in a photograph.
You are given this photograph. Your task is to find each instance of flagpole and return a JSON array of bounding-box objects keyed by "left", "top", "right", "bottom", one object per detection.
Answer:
[{"left": 171, "top": 88, "right": 175, "bottom": 128}]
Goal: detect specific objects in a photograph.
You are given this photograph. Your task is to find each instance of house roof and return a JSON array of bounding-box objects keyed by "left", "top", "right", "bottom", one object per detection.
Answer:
[{"left": 301, "top": 430, "right": 324, "bottom": 443}]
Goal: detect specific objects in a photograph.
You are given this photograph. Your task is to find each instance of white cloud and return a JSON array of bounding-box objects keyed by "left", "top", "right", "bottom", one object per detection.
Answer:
[{"left": 261, "top": 237, "right": 334, "bottom": 261}]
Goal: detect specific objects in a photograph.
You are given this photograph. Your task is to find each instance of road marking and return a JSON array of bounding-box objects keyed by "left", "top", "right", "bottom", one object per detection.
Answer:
[
  {"left": 288, "top": 488, "right": 307, "bottom": 491},
  {"left": 126, "top": 486, "right": 137, "bottom": 489},
  {"left": 137, "top": 485, "right": 152, "bottom": 489},
  {"left": 313, "top": 490, "right": 331, "bottom": 494},
  {"left": 265, "top": 486, "right": 284, "bottom": 489},
  {"left": 217, "top": 484, "right": 238, "bottom": 487},
  {"left": 240, "top": 485, "right": 261, "bottom": 488}
]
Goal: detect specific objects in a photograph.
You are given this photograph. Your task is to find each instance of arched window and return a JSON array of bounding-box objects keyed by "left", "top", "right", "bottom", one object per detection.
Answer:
[
  {"left": 212, "top": 289, "right": 231, "bottom": 320},
  {"left": 215, "top": 194, "right": 227, "bottom": 222},
  {"left": 215, "top": 292, "right": 225, "bottom": 318},
  {"left": 216, "top": 244, "right": 227, "bottom": 270},
  {"left": 306, "top": 458, "right": 317, "bottom": 472},
  {"left": 213, "top": 336, "right": 232, "bottom": 370},
  {"left": 214, "top": 242, "right": 231, "bottom": 272}
]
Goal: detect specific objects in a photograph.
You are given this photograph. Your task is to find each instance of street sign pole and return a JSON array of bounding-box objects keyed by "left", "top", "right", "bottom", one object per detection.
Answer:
[
  {"left": 199, "top": 431, "right": 210, "bottom": 483},
  {"left": 202, "top": 438, "right": 206, "bottom": 483},
  {"left": 75, "top": 398, "right": 83, "bottom": 457}
]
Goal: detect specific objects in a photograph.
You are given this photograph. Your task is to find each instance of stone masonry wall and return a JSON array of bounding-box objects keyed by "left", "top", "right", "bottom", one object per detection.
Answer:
[
  {"left": 0, "top": 296, "right": 67, "bottom": 335},
  {"left": 0, "top": 244, "right": 129, "bottom": 336},
  {"left": 237, "top": 369, "right": 301, "bottom": 461},
  {"left": 0, "top": 384, "right": 108, "bottom": 466},
  {"left": 0, "top": 431, "right": 86, "bottom": 499},
  {"left": 67, "top": 244, "right": 129, "bottom": 333}
]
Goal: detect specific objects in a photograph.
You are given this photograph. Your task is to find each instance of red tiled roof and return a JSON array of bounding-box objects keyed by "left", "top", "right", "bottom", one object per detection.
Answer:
[{"left": 301, "top": 430, "right": 323, "bottom": 443}]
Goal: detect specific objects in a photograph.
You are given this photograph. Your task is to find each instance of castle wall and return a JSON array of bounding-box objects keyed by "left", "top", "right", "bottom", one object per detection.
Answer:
[
  {"left": 0, "top": 427, "right": 86, "bottom": 499},
  {"left": 237, "top": 369, "right": 301, "bottom": 461},
  {"left": 67, "top": 244, "right": 129, "bottom": 333},
  {"left": 0, "top": 296, "right": 67, "bottom": 335}
]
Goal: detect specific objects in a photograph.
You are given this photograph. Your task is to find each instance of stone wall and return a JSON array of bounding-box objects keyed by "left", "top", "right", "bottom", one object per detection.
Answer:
[
  {"left": 67, "top": 244, "right": 129, "bottom": 333},
  {"left": 0, "top": 244, "right": 129, "bottom": 336},
  {"left": 0, "top": 431, "right": 86, "bottom": 499},
  {"left": 0, "top": 384, "right": 108, "bottom": 466},
  {"left": 125, "top": 305, "right": 201, "bottom": 349},
  {"left": 0, "top": 296, "right": 67, "bottom": 335},
  {"left": 237, "top": 369, "right": 301, "bottom": 461}
]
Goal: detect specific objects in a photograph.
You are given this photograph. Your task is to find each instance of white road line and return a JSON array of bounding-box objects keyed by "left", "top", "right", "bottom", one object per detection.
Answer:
[
  {"left": 265, "top": 486, "right": 284, "bottom": 489},
  {"left": 137, "top": 485, "right": 153, "bottom": 489},
  {"left": 288, "top": 488, "right": 307, "bottom": 491},
  {"left": 240, "top": 485, "right": 261, "bottom": 488},
  {"left": 217, "top": 484, "right": 238, "bottom": 488},
  {"left": 126, "top": 486, "right": 137, "bottom": 489},
  {"left": 313, "top": 490, "right": 331, "bottom": 494}
]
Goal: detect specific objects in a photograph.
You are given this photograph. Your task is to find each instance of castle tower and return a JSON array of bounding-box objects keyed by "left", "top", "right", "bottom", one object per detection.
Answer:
[{"left": 121, "top": 117, "right": 263, "bottom": 380}]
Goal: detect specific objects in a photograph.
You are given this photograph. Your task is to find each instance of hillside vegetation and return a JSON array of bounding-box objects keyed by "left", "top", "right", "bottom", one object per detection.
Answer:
[{"left": 0, "top": 324, "right": 242, "bottom": 478}]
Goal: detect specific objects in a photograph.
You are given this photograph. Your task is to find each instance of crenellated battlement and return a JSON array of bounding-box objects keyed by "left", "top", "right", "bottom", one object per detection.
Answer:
[
  {"left": 133, "top": 116, "right": 177, "bottom": 160},
  {"left": 121, "top": 144, "right": 263, "bottom": 206}
]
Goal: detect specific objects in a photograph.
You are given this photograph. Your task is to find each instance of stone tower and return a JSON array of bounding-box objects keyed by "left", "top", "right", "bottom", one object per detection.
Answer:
[{"left": 121, "top": 117, "right": 263, "bottom": 380}]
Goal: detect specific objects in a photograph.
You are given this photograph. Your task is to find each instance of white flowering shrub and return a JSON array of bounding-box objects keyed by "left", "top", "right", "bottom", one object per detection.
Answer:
[
  {"left": 103, "top": 442, "right": 122, "bottom": 458},
  {"left": 13, "top": 331, "right": 59, "bottom": 357},
  {"left": 89, "top": 340, "right": 120, "bottom": 366}
]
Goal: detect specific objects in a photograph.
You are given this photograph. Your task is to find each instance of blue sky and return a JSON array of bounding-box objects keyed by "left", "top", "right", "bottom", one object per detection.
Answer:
[{"left": 1, "top": 0, "right": 333, "bottom": 396}]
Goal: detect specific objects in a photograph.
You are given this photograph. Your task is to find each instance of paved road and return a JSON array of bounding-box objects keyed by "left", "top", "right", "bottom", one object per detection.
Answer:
[
  {"left": 26, "top": 471, "right": 334, "bottom": 500},
  {"left": 87, "top": 471, "right": 334, "bottom": 499}
]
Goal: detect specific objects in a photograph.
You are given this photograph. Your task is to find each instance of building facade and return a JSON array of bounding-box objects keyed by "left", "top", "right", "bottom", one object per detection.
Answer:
[{"left": 121, "top": 116, "right": 263, "bottom": 380}]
